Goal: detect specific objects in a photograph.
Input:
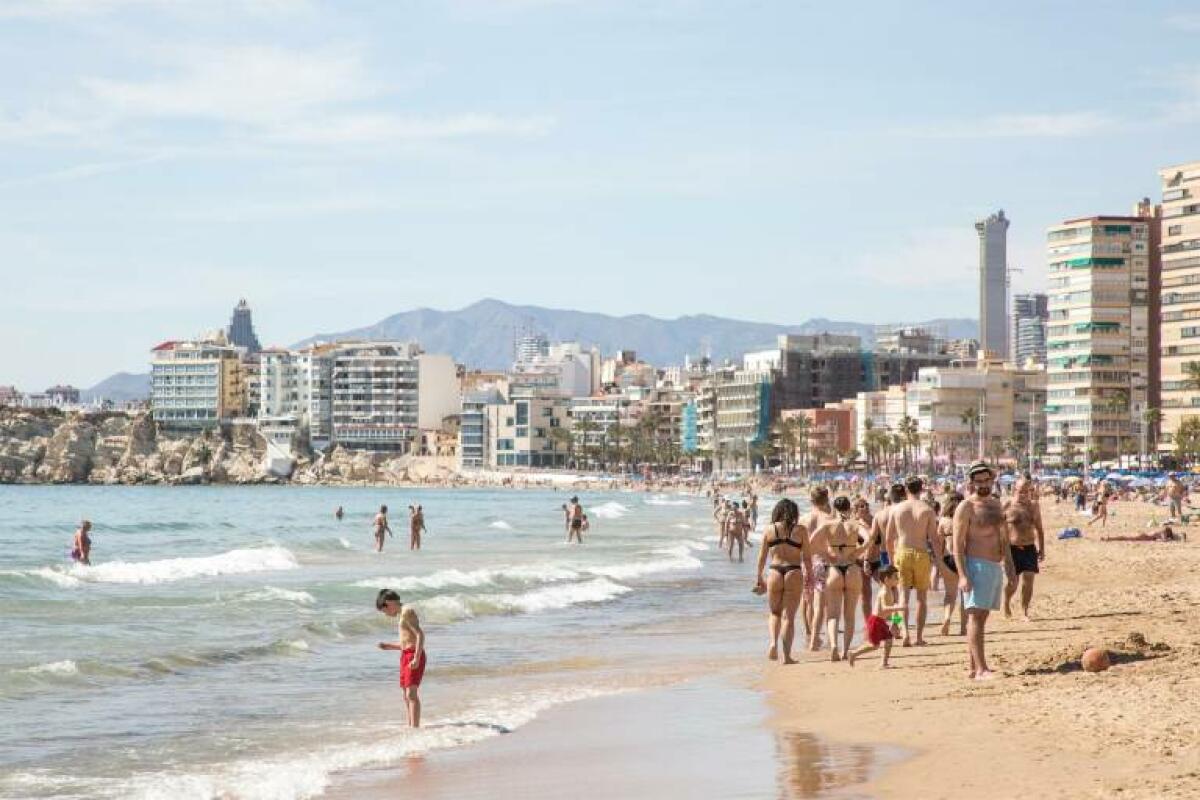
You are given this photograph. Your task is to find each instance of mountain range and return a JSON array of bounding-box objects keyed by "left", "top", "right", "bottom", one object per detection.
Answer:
[
  {"left": 84, "top": 300, "right": 977, "bottom": 400},
  {"left": 294, "top": 299, "right": 977, "bottom": 369}
]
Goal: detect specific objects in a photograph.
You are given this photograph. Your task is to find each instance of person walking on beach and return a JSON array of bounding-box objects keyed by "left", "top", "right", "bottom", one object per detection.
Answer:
[
  {"left": 803, "top": 487, "right": 835, "bottom": 650},
  {"left": 753, "top": 498, "right": 811, "bottom": 664},
  {"left": 938, "top": 493, "right": 966, "bottom": 637},
  {"left": 374, "top": 505, "right": 393, "bottom": 553},
  {"left": 817, "top": 496, "right": 865, "bottom": 662},
  {"left": 1088, "top": 487, "right": 1109, "bottom": 528},
  {"left": 847, "top": 566, "right": 903, "bottom": 669},
  {"left": 885, "top": 476, "right": 944, "bottom": 646},
  {"left": 566, "top": 496, "right": 585, "bottom": 544},
  {"left": 715, "top": 500, "right": 730, "bottom": 550},
  {"left": 748, "top": 493, "right": 759, "bottom": 531},
  {"left": 952, "top": 461, "right": 1011, "bottom": 681},
  {"left": 376, "top": 589, "right": 426, "bottom": 727},
  {"left": 408, "top": 505, "right": 427, "bottom": 550},
  {"left": 853, "top": 497, "right": 876, "bottom": 620},
  {"left": 725, "top": 502, "right": 747, "bottom": 563},
  {"left": 71, "top": 520, "right": 92, "bottom": 566},
  {"left": 1003, "top": 478, "right": 1045, "bottom": 622},
  {"left": 1166, "top": 475, "right": 1186, "bottom": 519}
]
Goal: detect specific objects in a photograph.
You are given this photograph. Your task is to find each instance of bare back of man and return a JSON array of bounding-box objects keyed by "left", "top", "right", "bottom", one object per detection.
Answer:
[{"left": 885, "top": 479, "right": 942, "bottom": 646}]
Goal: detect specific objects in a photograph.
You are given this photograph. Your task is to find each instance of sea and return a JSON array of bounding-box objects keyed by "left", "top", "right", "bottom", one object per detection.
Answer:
[{"left": 0, "top": 485, "right": 813, "bottom": 800}]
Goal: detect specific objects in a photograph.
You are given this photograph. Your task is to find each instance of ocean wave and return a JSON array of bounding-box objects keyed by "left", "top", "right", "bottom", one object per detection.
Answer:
[
  {"left": 645, "top": 495, "right": 692, "bottom": 506},
  {"left": 68, "top": 546, "right": 299, "bottom": 585},
  {"left": 244, "top": 587, "right": 316, "bottom": 606},
  {"left": 417, "top": 578, "right": 631, "bottom": 623},
  {"left": 488, "top": 520, "right": 513, "bottom": 530},
  {"left": 352, "top": 564, "right": 580, "bottom": 594},
  {"left": 0, "top": 567, "right": 83, "bottom": 589},
  {"left": 17, "top": 659, "right": 78, "bottom": 676},
  {"left": 673, "top": 522, "right": 694, "bottom": 530},
  {"left": 72, "top": 686, "right": 623, "bottom": 800},
  {"left": 584, "top": 548, "right": 703, "bottom": 580},
  {"left": 591, "top": 501, "right": 629, "bottom": 520}
]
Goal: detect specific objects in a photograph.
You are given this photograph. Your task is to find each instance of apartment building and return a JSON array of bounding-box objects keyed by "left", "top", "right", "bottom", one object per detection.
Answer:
[
  {"left": 486, "top": 391, "right": 572, "bottom": 468},
  {"left": 150, "top": 338, "right": 246, "bottom": 430},
  {"left": 1158, "top": 161, "right": 1200, "bottom": 450}
]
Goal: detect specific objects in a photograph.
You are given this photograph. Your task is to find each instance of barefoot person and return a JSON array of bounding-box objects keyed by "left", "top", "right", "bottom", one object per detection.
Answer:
[
  {"left": 71, "top": 520, "right": 93, "bottom": 566},
  {"left": 1003, "top": 478, "right": 1045, "bottom": 621},
  {"left": 373, "top": 505, "right": 393, "bottom": 553},
  {"left": 885, "top": 476, "right": 944, "bottom": 646},
  {"left": 852, "top": 497, "right": 875, "bottom": 620},
  {"left": 753, "top": 498, "right": 811, "bottom": 664},
  {"left": 848, "top": 566, "right": 904, "bottom": 669},
  {"left": 803, "top": 486, "right": 835, "bottom": 650},
  {"left": 566, "top": 496, "right": 585, "bottom": 544},
  {"left": 408, "top": 505, "right": 428, "bottom": 551},
  {"left": 952, "top": 461, "right": 1012, "bottom": 681},
  {"left": 817, "top": 496, "right": 865, "bottom": 661},
  {"left": 376, "top": 589, "right": 426, "bottom": 727},
  {"left": 938, "top": 493, "right": 966, "bottom": 637},
  {"left": 725, "top": 501, "right": 747, "bottom": 563},
  {"left": 1102, "top": 524, "right": 1187, "bottom": 543}
]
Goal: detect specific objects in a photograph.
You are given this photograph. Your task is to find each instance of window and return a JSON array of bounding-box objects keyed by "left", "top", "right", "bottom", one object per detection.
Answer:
[
  {"left": 1169, "top": 225, "right": 1183, "bottom": 236},
  {"left": 516, "top": 402, "right": 529, "bottom": 425},
  {"left": 542, "top": 407, "right": 553, "bottom": 417}
]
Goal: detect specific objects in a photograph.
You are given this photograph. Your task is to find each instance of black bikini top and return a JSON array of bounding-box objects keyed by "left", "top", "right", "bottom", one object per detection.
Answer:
[{"left": 768, "top": 523, "right": 804, "bottom": 550}]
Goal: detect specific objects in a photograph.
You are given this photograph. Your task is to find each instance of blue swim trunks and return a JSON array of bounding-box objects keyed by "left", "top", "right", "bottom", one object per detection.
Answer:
[{"left": 963, "top": 556, "right": 1003, "bottom": 611}]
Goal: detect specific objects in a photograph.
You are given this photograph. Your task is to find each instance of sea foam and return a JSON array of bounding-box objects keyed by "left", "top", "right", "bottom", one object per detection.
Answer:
[
  {"left": 69, "top": 546, "right": 299, "bottom": 585},
  {"left": 591, "top": 501, "right": 629, "bottom": 520},
  {"left": 96, "top": 686, "right": 622, "bottom": 800}
]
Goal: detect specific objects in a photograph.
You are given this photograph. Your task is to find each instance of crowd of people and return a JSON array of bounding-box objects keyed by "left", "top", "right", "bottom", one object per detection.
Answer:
[{"left": 749, "top": 461, "right": 1047, "bottom": 680}]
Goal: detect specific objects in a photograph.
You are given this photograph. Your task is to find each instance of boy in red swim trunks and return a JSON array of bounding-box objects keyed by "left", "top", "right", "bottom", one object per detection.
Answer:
[
  {"left": 848, "top": 566, "right": 903, "bottom": 669},
  {"left": 376, "top": 589, "right": 426, "bottom": 727}
]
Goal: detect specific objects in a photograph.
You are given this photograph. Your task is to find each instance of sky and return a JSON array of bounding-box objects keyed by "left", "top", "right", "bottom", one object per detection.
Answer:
[{"left": 2, "top": 0, "right": 1200, "bottom": 388}]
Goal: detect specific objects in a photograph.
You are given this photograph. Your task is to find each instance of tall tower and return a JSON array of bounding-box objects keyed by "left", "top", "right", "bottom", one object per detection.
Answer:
[
  {"left": 975, "top": 210, "right": 1010, "bottom": 359},
  {"left": 226, "top": 299, "right": 262, "bottom": 354}
]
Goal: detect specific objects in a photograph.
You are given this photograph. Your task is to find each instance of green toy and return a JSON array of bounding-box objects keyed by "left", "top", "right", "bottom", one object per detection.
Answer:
[{"left": 889, "top": 613, "right": 903, "bottom": 625}]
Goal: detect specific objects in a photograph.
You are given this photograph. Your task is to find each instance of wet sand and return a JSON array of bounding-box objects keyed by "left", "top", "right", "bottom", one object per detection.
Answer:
[
  {"left": 766, "top": 497, "right": 1200, "bottom": 799},
  {"left": 325, "top": 676, "right": 903, "bottom": 800}
]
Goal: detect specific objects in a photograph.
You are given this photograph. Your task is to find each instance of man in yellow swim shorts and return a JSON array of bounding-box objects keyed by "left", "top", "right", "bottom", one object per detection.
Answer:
[{"left": 885, "top": 476, "right": 946, "bottom": 646}]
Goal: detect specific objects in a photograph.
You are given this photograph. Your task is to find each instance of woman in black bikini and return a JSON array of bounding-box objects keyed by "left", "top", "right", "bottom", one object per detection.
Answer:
[
  {"left": 753, "top": 498, "right": 811, "bottom": 664},
  {"left": 819, "top": 496, "right": 865, "bottom": 662},
  {"left": 937, "top": 492, "right": 965, "bottom": 636}
]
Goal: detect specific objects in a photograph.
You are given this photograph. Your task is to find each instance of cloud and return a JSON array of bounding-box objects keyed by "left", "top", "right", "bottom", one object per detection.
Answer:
[
  {"left": 0, "top": 43, "right": 555, "bottom": 153},
  {"left": 81, "top": 44, "right": 373, "bottom": 125},
  {"left": 0, "top": 0, "right": 310, "bottom": 18},
  {"left": 896, "top": 111, "right": 1116, "bottom": 139},
  {"left": 850, "top": 227, "right": 979, "bottom": 289},
  {"left": 1166, "top": 13, "right": 1200, "bottom": 32}
]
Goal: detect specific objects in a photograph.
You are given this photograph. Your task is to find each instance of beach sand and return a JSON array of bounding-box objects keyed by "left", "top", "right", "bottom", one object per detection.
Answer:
[{"left": 765, "top": 497, "right": 1200, "bottom": 799}]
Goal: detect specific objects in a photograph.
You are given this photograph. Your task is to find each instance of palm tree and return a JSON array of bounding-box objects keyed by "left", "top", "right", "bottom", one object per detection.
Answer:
[
  {"left": 1106, "top": 389, "right": 1129, "bottom": 467},
  {"left": 547, "top": 425, "right": 573, "bottom": 468},
  {"left": 774, "top": 419, "right": 799, "bottom": 474},
  {"left": 897, "top": 415, "right": 919, "bottom": 473},
  {"left": 575, "top": 417, "right": 597, "bottom": 470},
  {"left": 1142, "top": 407, "right": 1162, "bottom": 467},
  {"left": 1059, "top": 421, "right": 1077, "bottom": 470},
  {"left": 960, "top": 405, "right": 981, "bottom": 460},
  {"left": 791, "top": 415, "right": 813, "bottom": 475}
]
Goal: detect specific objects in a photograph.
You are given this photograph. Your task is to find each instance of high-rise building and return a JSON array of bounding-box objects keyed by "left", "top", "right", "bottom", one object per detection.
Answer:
[
  {"left": 515, "top": 332, "right": 549, "bottom": 363},
  {"left": 976, "top": 210, "right": 1010, "bottom": 359},
  {"left": 226, "top": 299, "right": 262, "bottom": 354},
  {"left": 1045, "top": 214, "right": 1153, "bottom": 464},
  {"left": 150, "top": 337, "right": 246, "bottom": 429},
  {"left": 1158, "top": 161, "right": 1200, "bottom": 452},
  {"left": 1012, "top": 293, "right": 1049, "bottom": 366}
]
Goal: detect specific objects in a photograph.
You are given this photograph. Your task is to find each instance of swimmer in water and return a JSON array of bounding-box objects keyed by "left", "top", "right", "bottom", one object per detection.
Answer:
[
  {"left": 376, "top": 589, "right": 426, "bottom": 727},
  {"left": 374, "top": 505, "right": 393, "bottom": 553},
  {"left": 409, "top": 505, "right": 427, "bottom": 550},
  {"left": 71, "top": 520, "right": 92, "bottom": 565}
]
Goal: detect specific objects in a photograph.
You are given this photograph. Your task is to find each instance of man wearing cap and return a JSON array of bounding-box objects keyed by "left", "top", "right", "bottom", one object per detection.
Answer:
[
  {"left": 952, "top": 461, "right": 1013, "bottom": 680},
  {"left": 885, "top": 475, "right": 944, "bottom": 646}
]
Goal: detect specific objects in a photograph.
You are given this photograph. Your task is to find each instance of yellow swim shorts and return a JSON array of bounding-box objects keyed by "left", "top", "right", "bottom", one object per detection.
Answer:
[{"left": 894, "top": 547, "right": 931, "bottom": 591}]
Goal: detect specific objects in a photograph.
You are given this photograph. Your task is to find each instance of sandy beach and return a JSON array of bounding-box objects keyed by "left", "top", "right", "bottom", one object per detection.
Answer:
[{"left": 766, "top": 496, "right": 1200, "bottom": 799}]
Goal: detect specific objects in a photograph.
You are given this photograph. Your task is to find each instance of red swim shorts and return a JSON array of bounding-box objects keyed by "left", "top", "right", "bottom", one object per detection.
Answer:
[
  {"left": 866, "top": 614, "right": 893, "bottom": 647},
  {"left": 400, "top": 648, "right": 426, "bottom": 688}
]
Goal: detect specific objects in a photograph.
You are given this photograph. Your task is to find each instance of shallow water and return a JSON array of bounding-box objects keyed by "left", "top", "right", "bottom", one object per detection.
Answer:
[{"left": 0, "top": 485, "right": 780, "bottom": 799}]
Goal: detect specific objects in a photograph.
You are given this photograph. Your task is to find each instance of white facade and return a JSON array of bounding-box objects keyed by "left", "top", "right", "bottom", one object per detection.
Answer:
[
  {"left": 855, "top": 386, "right": 909, "bottom": 451},
  {"left": 417, "top": 353, "right": 460, "bottom": 430}
]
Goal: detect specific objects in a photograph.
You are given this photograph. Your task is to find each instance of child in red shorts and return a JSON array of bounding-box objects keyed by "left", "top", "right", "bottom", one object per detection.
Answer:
[
  {"left": 848, "top": 566, "right": 903, "bottom": 668},
  {"left": 376, "top": 589, "right": 426, "bottom": 727}
]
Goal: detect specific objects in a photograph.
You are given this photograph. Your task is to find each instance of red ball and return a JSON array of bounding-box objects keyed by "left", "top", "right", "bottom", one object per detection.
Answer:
[{"left": 1081, "top": 648, "right": 1111, "bottom": 673}]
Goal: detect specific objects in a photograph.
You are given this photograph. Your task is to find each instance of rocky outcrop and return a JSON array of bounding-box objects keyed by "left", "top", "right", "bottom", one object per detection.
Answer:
[{"left": 0, "top": 408, "right": 458, "bottom": 486}]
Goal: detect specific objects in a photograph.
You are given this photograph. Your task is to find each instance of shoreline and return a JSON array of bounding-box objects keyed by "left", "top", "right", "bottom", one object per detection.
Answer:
[{"left": 762, "top": 499, "right": 1200, "bottom": 799}]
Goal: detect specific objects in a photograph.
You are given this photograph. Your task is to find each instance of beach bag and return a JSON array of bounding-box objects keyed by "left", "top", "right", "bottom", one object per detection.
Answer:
[{"left": 1058, "top": 527, "right": 1082, "bottom": 540}]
